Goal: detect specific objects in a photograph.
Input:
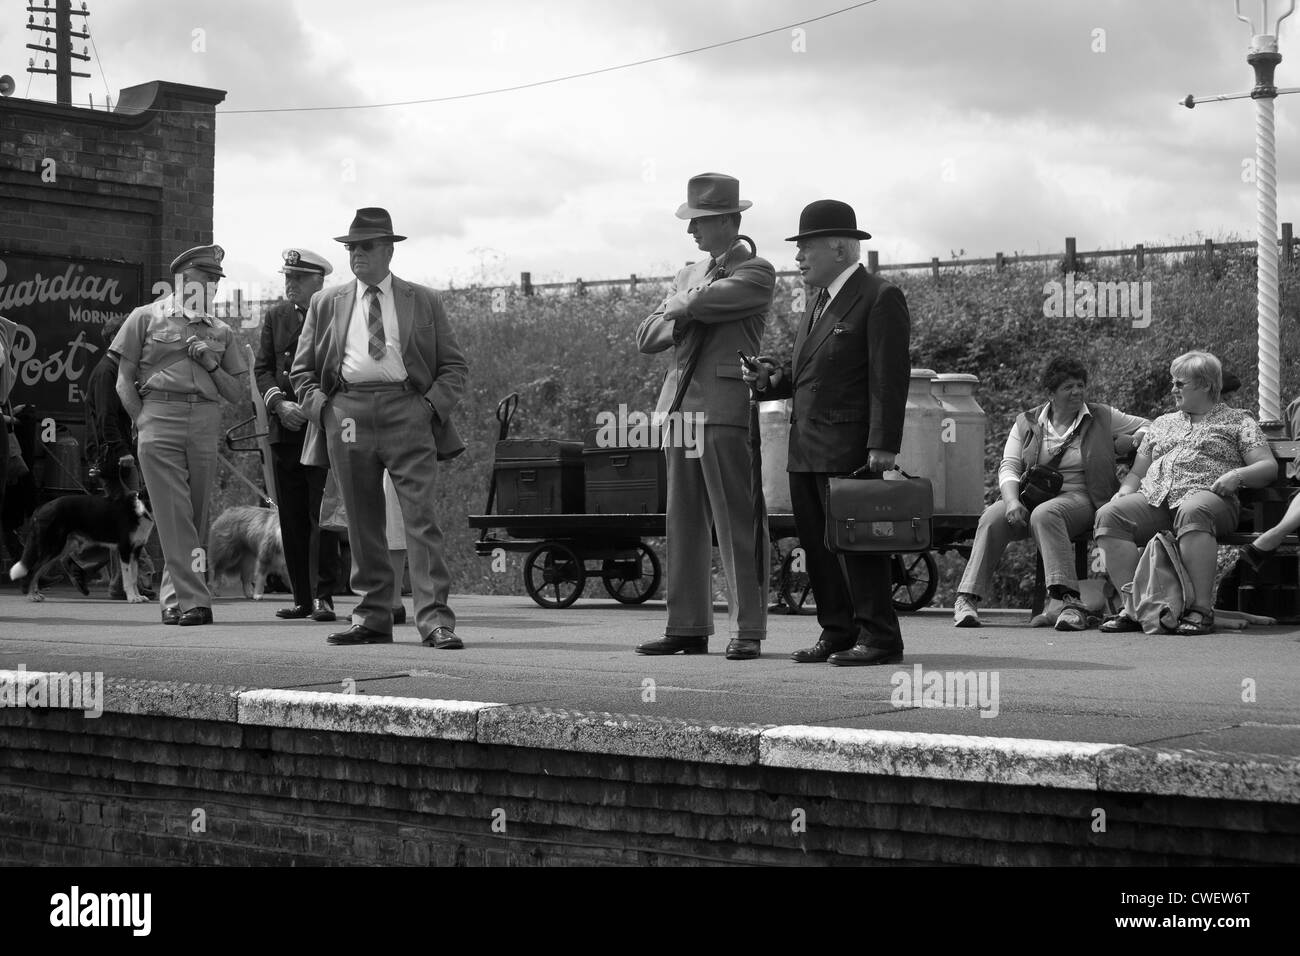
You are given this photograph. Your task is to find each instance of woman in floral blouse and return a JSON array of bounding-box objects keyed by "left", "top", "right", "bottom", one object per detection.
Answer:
[{"left": 1094, "top": 351, "right": 1277, "bottom": 634}]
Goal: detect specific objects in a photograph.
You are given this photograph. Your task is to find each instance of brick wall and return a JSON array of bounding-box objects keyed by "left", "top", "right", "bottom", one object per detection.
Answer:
[
  {"left": 2, "top": 706, "right": 1296, "bottom": 866},
  {"left": 0, "top": 80, "right": 225, "bottom": 282}
]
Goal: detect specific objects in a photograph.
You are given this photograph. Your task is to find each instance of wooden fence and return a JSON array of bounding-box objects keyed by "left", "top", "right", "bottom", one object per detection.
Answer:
[{"left": 508, "top": 225, "right": 1298, "bottom": 296}]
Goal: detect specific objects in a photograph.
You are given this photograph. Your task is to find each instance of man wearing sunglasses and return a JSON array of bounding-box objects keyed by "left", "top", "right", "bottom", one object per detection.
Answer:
[{"left": 291, "top": 208, "right": 469, "bottom": 649}]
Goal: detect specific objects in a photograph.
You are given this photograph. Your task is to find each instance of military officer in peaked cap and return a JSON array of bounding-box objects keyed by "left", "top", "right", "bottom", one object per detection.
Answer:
[
  {"left": 111, "top": 244, "right": 250, "bottom": 626},
  {"left": 255, "top": 248, "right": 341, "bottom": 622}
]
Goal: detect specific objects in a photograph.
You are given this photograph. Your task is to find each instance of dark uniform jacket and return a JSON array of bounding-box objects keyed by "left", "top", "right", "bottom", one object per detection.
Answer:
[
  {"left": 766, "top": 264, "right": 910, "bottom": 473},
  {"left": 255, "top": 299, "right": 309, "bottom": 446},
  {"left": 84, "top": 352, "right": 132, "bottom": 473}
]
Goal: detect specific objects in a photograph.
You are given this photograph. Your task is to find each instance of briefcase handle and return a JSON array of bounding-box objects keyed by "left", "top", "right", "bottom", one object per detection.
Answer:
[{"left": 847, "top": 463, "right": 918, "bottom": 480}]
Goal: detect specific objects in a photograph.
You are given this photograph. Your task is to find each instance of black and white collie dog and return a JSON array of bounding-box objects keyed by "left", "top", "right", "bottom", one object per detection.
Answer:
[
  {"left": 9, "top": 492, "right": 155, "bottom": 602},
  {"left": 207, "top": 505, "right": 287, "bottom": 600}
]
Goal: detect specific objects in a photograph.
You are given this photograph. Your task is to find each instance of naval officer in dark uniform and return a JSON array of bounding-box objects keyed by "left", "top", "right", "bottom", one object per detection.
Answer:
[
  {"left": 255, "top": 248, "right": 340, "bottom": 622},
  {"left": 111, "top": 244, "right": 249, "bottom": 626}
]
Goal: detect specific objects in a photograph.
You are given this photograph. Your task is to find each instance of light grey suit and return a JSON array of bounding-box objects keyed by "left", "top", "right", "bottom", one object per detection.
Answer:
[
  {"left": 636, "top": 245, "right": 774, "bottom": 640},
  {"left": 291, "top": 274, "right": 468, "bottom": 637}
]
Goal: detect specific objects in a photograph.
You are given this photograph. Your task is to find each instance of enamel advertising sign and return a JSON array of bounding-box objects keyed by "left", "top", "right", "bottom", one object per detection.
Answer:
[{"left": 0, "top": 251, "right": 143, "bottom": 419}]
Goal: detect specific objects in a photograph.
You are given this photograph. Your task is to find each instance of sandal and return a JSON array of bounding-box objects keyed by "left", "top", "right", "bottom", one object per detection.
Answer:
[{"left": 1175, "top": 605, "right": 1215, "bottom": 636}]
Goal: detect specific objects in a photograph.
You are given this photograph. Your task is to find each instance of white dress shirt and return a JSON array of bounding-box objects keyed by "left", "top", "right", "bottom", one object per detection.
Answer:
[
  {"left": 341, "top": 273, "right": 406, "bottom": 383},
  {"left": 821, "top": 262, "right": 862, "bottom": 311}
]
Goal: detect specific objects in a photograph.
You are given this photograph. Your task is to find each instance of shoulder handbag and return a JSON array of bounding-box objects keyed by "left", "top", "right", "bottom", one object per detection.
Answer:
[
  {"left": 825, "top": 466, "right": 934, "bottom": 553},
  {"left": 1019, "top": 417, "right": 1082, "bottom": 513}
]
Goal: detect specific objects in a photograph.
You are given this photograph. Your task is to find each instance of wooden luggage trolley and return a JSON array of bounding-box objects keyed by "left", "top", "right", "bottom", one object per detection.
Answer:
[{"left": 470, "top": 394, "right": 978, "bottom": 611}]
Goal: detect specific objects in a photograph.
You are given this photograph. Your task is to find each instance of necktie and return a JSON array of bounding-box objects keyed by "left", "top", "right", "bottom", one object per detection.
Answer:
[
  {"left": 806, "top": 288, "right": 829, "bottom": 336},
  {"left": 365, "top": 285, "right": 385, "bottom": 361}
]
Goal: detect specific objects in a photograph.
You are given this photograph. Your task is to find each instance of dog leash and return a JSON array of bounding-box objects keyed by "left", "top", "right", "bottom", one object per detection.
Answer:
[{"left": 217, "top": 452, "right": 274, "bottom": 509}]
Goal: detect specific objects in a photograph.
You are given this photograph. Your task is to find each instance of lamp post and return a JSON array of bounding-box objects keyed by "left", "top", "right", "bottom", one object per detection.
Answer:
[{"left": 1184, "top": 0, "right": 1296, "bottom": 432}]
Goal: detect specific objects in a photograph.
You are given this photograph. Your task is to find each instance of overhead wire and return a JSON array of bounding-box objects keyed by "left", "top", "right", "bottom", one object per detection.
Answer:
[{"left": 153, "top": 0, "right": 882, "bottom": 116}]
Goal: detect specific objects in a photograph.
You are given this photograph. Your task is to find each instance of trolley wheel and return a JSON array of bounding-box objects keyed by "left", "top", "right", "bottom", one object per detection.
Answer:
[
  {"left": 601, "top": 543, "right": 662, "bottom": 604},
  {"left": 524, "top": 542, "right": 586, "bottom": 609},
  {"left": 778, "top": 549, "right": 816, "bottom": 615},
  {"left": 892, "top": 551, "right": 939, "bottom": 612}
]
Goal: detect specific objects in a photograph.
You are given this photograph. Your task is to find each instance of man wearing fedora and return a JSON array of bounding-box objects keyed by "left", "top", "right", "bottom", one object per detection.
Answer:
[
  {"left": 256, "top": 248, "right": 341, "bottom": 622},
  {"left": 291, "top": 208, "right": 468, "bottom": 649},
  {"left": 743, "top": 201, "right": 911, "bottom": 665},
  {"left": 635, "top": 173, "right": 775, "bottom": 660},
  {"left": 112, "top": 244, "right": 250, "bottom": 625}
]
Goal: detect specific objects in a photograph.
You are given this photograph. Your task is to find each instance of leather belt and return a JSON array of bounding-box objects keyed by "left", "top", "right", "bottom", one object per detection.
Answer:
[
  {"left": 337, "top": 379, "right": 412, "bottom": 393},
  {"left": 144, "top": 391, "right": 215, "bottom": 404}
]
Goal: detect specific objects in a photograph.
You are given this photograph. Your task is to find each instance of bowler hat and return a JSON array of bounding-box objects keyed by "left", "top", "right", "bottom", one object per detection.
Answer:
[
  {"left": 280, "top": 248, "right": 334, "bottom": 276},
  {"left": 675, "top": 173, "right": 752, "bottom": 220},
  {"left": 334, "top": 207, "right": 407, "bottom": 244},
  {"left": 785, "top": 200, "right": 871, "bottom": 241},
  {"left": 170, "top": 244, "right": 225, "bottom": 277}
]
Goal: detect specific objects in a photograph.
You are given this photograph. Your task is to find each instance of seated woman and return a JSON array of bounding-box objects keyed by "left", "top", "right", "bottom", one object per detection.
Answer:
[
  {"left": 1095, "top": 351, "right": 1276, "bottom": 634},
  {"left": 954, "top": 356, "right": 1150, "bottom": 631}
]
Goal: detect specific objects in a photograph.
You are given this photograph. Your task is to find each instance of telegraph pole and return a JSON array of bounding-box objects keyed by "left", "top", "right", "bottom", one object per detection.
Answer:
[{"left": 25, "top": 0, "right": 91, "bottom": 107}]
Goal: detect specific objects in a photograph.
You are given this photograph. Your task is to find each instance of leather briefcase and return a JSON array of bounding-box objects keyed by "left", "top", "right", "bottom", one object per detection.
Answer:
[{"left": 825, "top": 470, "right": 934, "bottom": 553}]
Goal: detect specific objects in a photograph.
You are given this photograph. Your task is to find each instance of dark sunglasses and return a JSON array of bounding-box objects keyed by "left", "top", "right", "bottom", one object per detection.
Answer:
[{"left": 345, "top": 240, "right": 379, "bottom": 253}]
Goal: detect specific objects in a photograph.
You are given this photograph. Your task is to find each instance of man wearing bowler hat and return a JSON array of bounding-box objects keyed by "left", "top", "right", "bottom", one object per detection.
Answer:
[
  {"left": 291, "top": 208, "right": 468, "bottom": 648},
  {"left": 112, "top": 244, "right": 250, "bottom": 625},
  {"left": 635, "top": 172, "right": 775, "bottom": 660},
  {"left": 256, "top": 248, "right": 341, "bottom": 622},
  {"left": 743, "top": 201, "right": 911, "bottom": 665}
]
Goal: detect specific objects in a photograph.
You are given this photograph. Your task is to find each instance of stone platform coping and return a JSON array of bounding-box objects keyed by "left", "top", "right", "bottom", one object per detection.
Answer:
[{"left": 2, "top": 672, "right": 1297, "bottom": 806}]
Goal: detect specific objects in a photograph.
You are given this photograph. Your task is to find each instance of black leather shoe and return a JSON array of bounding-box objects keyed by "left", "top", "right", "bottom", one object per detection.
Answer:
[
  {"left": 310, "top": 598, "right": 336, "bottom": 622},
  {"left": 828, "top": 644, "right": 904, "bottom": 666},
  {"left": 276, "top": 604, "right": 312, "bottom": 620},
  {"left": 725, "top": 638, "right": 761, "bottom": 660},
  {"left": 392, "top": 605, "right": 407, "bottom": 625},
  {"left": 161, "top": 606, "right": 181, "bottom": 626},
  {"left": 791, "top": 639, "right": 852, "bottom": 663},
  {"left": 421, "top": 626, "right": 463, "bottom": 650},
  {"left": 326, "top": 624, "right": 393, "bottom": 645},
  {"left": 178, "top": 607, "right": 213, "bottom": 627},
  {"left": 635, "top": 636, "right": 708, "bottom": 655}
]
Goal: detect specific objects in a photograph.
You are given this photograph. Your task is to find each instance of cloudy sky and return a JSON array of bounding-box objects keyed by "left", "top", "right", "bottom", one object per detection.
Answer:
[{"left": 2, "top": 0, "right": 1298, "bottom": 295}]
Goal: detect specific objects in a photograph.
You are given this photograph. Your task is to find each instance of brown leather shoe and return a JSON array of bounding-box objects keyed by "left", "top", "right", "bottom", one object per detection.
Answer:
[
  {"left": 790, "top": 639, "right": 851, "bottom": 663},
  {"left": 421, "top": 625, "right": 463, "bottom": 650},
  {"left": 635, "top": 636, "right": 708, "bottom": 655},
  {"left": 828, "top": 644, "right": 904, "bottom": 666},
  {"left": 725, "top": 638, "right": 761, "bottom": 660},
  {"left": 326, "top": 624, "right": 393, "bottom": 645}
]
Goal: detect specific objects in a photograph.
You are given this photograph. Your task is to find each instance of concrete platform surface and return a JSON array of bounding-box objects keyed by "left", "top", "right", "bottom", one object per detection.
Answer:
[{"left": 2, "top": 588, "right": 1298, "bottom": 758}]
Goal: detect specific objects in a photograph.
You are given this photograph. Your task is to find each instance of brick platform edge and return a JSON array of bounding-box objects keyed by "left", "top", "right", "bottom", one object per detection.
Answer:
[{"left": 1, "top": 673, "right": 1297, "bottom": 865}]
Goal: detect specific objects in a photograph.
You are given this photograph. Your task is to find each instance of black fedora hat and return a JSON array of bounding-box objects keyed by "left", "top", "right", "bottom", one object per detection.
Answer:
[
  {"left": 785, "top": 199, "right": 871, "bottom": 241},
  {"left": 334, "top": 207, "right": 407, "bottom": 244}
]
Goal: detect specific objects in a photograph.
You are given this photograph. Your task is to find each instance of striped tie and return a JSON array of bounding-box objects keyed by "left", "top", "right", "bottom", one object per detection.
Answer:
[
  {"left": 806, "top": 288, "right": 828, "bottom": 336},
  {"left": 365, "top": 285, "right": 385, "bottom": 361}
]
